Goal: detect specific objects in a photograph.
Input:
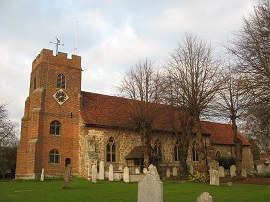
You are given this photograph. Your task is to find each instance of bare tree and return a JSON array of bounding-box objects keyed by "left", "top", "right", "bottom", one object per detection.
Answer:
[
  {"left": 214, "top": 69, "right": 250, "bottom": 175},
  {"left": 166, "top": 34, "right": 221, "bottom": 172},
  {"left": 229, "top": 0, "right": 270, "bottom": 105},
  {"left": 117, "top": 60, "right": 163, "bottom": 168},
  {"left": 0, "top": 99, "right": 18, "bottom": 179},
  {"left": 162, "top": 74, "right": 193, "bottom": 178},
  {"left": 244, "top": 104, "right": 270, "bottom": 154}
]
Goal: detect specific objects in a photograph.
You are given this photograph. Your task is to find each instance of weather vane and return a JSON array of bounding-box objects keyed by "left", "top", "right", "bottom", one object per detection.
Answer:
[{"left": 50, "top": 37, "right": 64, "bottom": 55}]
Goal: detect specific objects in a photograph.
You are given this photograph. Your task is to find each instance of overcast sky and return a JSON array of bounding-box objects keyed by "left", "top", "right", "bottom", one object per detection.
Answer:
[{"left": 0, "top": 0, "right": 255, "bottom": 126}]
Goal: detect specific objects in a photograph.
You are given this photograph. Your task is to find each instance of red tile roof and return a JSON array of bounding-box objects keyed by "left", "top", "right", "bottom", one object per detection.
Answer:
[
  {"left": 201, "top": 121, "right": 250, "bottom": 146},
  {"left": 80, "top": 91, "right": 250, "bottom": 146}
]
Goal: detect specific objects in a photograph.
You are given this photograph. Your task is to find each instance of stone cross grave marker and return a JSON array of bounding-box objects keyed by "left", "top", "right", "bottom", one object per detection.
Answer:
[{"left": 137, "top": 173, "right": 163, "bottom": 202}]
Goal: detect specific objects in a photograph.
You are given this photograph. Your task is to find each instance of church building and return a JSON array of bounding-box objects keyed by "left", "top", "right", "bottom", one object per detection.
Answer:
[{"left": 16, "top": 49, "right": 254, "bottom": 179}]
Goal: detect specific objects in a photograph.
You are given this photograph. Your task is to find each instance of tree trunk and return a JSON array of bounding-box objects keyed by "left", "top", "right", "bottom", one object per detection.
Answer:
[
  {"left": 141, "top": 127, "right": 150, "bottom": 168},
  {"left": 194, "top": 120, "right": 207, "bottom": 172},
  {"left": 231, "top": 118, "right": 243, "bottom": 176}
]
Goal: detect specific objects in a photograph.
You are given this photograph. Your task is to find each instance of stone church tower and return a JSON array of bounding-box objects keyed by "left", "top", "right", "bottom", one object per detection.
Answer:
[{"left": 16, "top": 49, "right": 82, "bottom": 179}]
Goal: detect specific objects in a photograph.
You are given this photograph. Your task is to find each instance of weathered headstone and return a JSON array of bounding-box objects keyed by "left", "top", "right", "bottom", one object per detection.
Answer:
[
  {"left": 123, "top": 167, "right": 129, "bottom": 183},
  {"left": 63, "top": 164, "right": 71, "bottom": 189},
  {"left": 241, "top": 169, "right": 247, "bottom": 178},
  {"left": 138, "top": 173, "right": 163, "bottom": 202},
  {"left": 99, "top": 160, "right": 105, "bottom": 180},
  {"left": 135, "top": 167, "right": 140, "bottom": 174},
  {"left": 119, "top": 165, "right": 123, "bottom": 171},
  {"left": 172, "top": 167, "right": 177, "bottom": 176},
  {"left": 230, "top": 165, "right": 236, "bottom": 177},
  {"left": 218, "top": 166, "right": 225, "bottom": 177},
  {"left": 166, "top": 168, "right": 170, "bottom": 178},
  {"left": 92, "top": 164, "right": 97, "bottom": 183},
  {"left": 40, "top": 168, "right": 44, "bottom": 181},
  {"left": 143, "top": 168, "right": 148, "bottom": 174},
  {"left": 189, "top": 165, "right": 194, "bottom": 174},
  {"left": 109, "top": 164, "right": 114, "bottom": 181},
  {"left": 257, "top": 164, "right": 266, "bottom": 175},
  {"left": 209, "top": 169, "right": 219, "bottom": 186},
  {"left": 113, "top": 171, "right": 123, "bottom": 181},
  {"left": 197, "top": 192, "right": 213, "bottom": 202},
  {"left": 148, "top": 164, "right": 160, "bottom": 179},
  {"left": 224, "top": 169, "right": 230, "bottom": 176}
]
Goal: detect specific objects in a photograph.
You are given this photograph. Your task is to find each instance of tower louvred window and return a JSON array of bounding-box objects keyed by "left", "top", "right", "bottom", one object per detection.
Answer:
[{"left": 57, "top": 73, "right": 66, "bottom": 89}]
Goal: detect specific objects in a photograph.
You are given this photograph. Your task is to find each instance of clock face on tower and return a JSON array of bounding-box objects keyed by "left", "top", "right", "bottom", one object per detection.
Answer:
[{"left": 53, "top": 89, "right": 69, "bottom": 105}]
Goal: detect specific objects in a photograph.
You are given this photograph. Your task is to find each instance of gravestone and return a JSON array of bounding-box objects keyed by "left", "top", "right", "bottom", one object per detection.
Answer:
[
  {"left": 119, "top": 165, "right": 123, "bottom": 171},
  {"left": 172, "top": 167, "right": 177, "bottom": 176},
  {"left": 148, "top": 164, "right": 160, "bottom": 179},
  {"left": 138, "top": 173, "right": 163, "bottom": 202},
  {"left": 224, "top": 169, "right": 230, "bottom": 176},
  {"left": 257, "top": 164, "right": 266, "bottom": 175},
  {"left": 135, "top": 167, "right": 140, "bottom": 174},
  {"left": 99, "top": 161, "right": 105, "bottom": 180},
  {"left": 92, "top": 164, "right": 97, "bottom": 183},
  {"left": 63, "top": 164, "right": 71, "bottom": 189},
  {"left": 123, "top": 167, "right": 129, "bottom": 183},
  {"left": 209, "top": 169, "right": 219, "bottom": 186},
  {"left": 189, "top": 165, "right": 194, "bottom": 174},
  {"left": 197, "top": 192, "right": 213, "bottom": 202},
  {"left": 109, "top": 164, "right": 114, "bottom": 181},
  {"left": 166, "top": 168, "right": 170, "bottom": 178},
  {"left": 230, "top": 165, "right": 236, "bottom": 177},
  {"left": 218, "top": 166, "right": 225, "bottom": 177},
  {"left": 143, "top": 168, "right": 148, "bottom": 174},
  {"left": 241, "top": 169, "right": 247, "bottom": 178},
  {"left": 113, "top": 171, "right": 123, "bottom": 181},
  {"left": 40, "top": 168, "right": 44, "bottom": 181}
]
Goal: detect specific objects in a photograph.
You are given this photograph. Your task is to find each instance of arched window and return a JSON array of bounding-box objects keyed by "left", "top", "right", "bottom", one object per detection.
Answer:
[
  {"left": 106, "top": 137, "right": 116, "bottom": 162},
  {"left": 33, "top": 77, "right": 37, "bottom": 90},
  {"left": 154, "top": 139, "right": 162, "bottom": 162},
  {"left": 174, "top": 141, "right": 180, "bottom": 162},
  {"left": 57, "top": 73, "right": 66, "bottom": 89},
  {"left": 192, "top": 142, "right": 199, "bottom": 162},
  {"left": 49, "top": 149, "right": 60, "bottom": 163},
  {"left": 50, "top": 121, "right": 61, "bottom": 135}
]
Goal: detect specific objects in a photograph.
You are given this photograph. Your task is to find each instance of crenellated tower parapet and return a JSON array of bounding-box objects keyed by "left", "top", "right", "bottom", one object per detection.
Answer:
[{"left": 32, "top": 49, "right": 81, "bottom": 72}]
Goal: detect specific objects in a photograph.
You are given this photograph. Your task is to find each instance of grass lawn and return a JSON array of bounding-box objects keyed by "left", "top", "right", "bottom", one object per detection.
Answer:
[{"left": 0, "top": 178, "right": 269, "bottom": 202}]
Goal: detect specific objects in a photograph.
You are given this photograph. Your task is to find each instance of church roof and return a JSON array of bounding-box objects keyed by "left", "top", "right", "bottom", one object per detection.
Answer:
[{"left": 80, "top": 91, "right": 250, "bottom": 146}]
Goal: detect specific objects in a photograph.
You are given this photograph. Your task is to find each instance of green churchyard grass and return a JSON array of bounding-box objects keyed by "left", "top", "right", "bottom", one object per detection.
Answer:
[{"left": 0, "top": 178, "right": 269, "bottom": 202}]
